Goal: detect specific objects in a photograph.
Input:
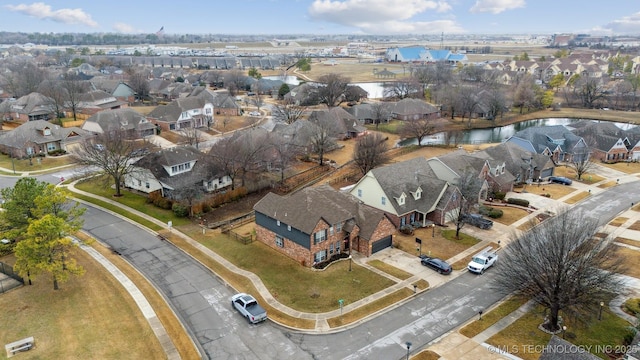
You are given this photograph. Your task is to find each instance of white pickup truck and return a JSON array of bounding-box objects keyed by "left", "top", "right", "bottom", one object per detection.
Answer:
[
  {"left": 231, "top": 293, "right": 267, "bottom": 324},
  {"left": 467, "top": 246, "right": 498, "bottom": 274}
]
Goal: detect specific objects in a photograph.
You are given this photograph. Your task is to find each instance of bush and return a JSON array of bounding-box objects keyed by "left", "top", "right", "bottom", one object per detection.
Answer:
[
  {"left": 624, "top": 298, "right": 640, "bottom": 316},
  {"left": 493, "top": 191, "right": 506, "bottom": 201},
  {"left": 507, "top": 198, "right": 530, "bottom": 207},
  {"left": 153, "top": 197, "right": 173, "bottom": 210},
  {"left": 479, "top": 205, "right": 504, "bottom": 218},
  {"left": 172, "top": 203, "right": 189, "bottom": 217},
  {"left": 399, "top": 224, "right": 414, "bottom": 235}
]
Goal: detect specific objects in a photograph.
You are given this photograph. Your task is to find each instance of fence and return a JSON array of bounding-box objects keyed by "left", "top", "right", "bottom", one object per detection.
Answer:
[
  {"left": 0, "top": 262, "right": 24, "bottom": 294},
  {"left": 226, "top": 230, "right": 254, "bottom": 245}
]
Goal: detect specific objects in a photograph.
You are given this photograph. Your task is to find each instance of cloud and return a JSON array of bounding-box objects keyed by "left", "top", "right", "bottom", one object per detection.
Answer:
[
  {"left": 308, "top": 0, "right": 458, "bottom": 34},
  {"left": 469, "top": 0, "right": 525, "bottom": 14},
  {"left": 112, "top": 23, "right": 139, "bottom": 34},
  {"left": 599, "top": 11, "right": 640, "bottom": 34},
  {"left": 5, "top": 2, "right": 98, "bottom": 27}
]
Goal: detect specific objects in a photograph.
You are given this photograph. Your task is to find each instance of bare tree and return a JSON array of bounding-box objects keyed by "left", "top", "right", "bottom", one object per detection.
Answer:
[
  {"left": 353, "top": 133, "right": 390, "bottom": 175},
  {"left": 2, "top": 60, "right": 49, "bottom": 97},
  {"left": 208, "top": 130, "right": 270, "bottom": 188},
  {"left": 72, "top": 130, "right": 151, "bottom": 196},
  {"left": 317, "top": 73, "right": 350, "bottom": 107},
  {"left": 399, "top": 118, "right": 435, "bottom": 146},
  {"left": 370, "top": 102, "right": 392, "bottom": 129},
  {"left": 573, "top": 74, "right": 606, "bottom": 109},
  {"left": 268, "top": 133, "right": 303, "bottom": 183},
  {"left": 568, "top": 146, "right": 594, "bottom": 180},
  {"left": 446, "top": 170, "right": 485, "bottom": 239},
  {"left": 179, "top": 126, "right": 204, "bottom": 149},
  {"left": 492, "top": 210, "right": 623, "bottom": 332},
  {"left": 224, "top": 70, "right": 247, "bottom": 96},
  {"left": 62, "top": 73, "right": 87, "bottom": 121},
  {"left": 271, "top": 98, "right": 306, "bottom": 124},
  {"left": 38, "top": 79, "right": 66, "bottom": 120},
  {"left": 383, "top": 79, "right": 420, "bottom": 100},
  {"left": 308, "top": 116, "right": 337, "bottom": 166},
  {"left": 128, "top": 71, "right": 150, "bottom": 102}
]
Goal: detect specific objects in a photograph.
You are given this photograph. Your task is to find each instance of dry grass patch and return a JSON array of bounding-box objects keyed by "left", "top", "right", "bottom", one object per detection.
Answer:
[
  {"left": 491, "top": 206, "right": 531, "bottom": 226},
  {"left": 553, "top": 166, "right": 605, "bottom": 184},
  {"left": 459, "top": 297, "right": 530, "bottom": 338},
  {"left": 633, "top": 203, "right": 640, "bottom": 212},
  {"left": 612, "top": 246, "right": 640, "bottom": 279},
  {"left": 610, "top": 217, "right": 629, "bottom": 227},
  {"left": 413, "top": 279, "right": 429, "bottom": 291},
  {"left": 300, "top": 60, "right": 407, "bottom": 83},
  {"left": 628, "top": 221, "right": 640, "bottom": 231},
  {"left": 564, "top": 191, "right": 591, "bottom": 204},
  {"left": 597, "top": 161, "right": 640, "bottom": 175},
  {"left": 615, "top": 237, "right": 640, "bottom": 248},
  {"left": 0, "top": 250, "right": 166, "bottom": 360},
  {"left": 598, "top": 180, "right": 618, "bottom": 189},
  {"left": 326, "top": 288, "right": 413, "bottom": 328},
  {"left": 412, "top": 350, "right": 441, "bottom": 360},
  {"left": 394, "top": 227, "right": 480, "bottom": 261},
  {"left": 367, "top": 259, "right": 413, "bottom": 280},
  {"left": 515, "top": 183, "right": 575, "bottom": 199}
]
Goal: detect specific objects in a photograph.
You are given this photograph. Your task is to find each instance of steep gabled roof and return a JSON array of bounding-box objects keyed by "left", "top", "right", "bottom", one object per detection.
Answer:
[
  {"left": 253, "top": 185, "right": 388, "bottom": 240},
  {"left": 369, "top": 157, "right": 448, "bottom": 215},
  {"left": 510, "top": 125, "right": 583, "bottom": 154},
  {"left": 0, "top": 119, "right": 91, "bottom": 148}
]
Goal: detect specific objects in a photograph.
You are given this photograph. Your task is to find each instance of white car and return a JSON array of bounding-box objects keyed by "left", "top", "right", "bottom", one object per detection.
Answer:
[{"left": 248, "top": 111, "right": 261, "bottom": 117}]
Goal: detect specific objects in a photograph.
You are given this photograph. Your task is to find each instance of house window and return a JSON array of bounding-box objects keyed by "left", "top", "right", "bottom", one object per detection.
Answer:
[
  {"left": 138, "top": 180, "right": 142, "bottom": 186},
  {"left": 43, "top": 128, "right": 51, "bottom": 136},
  {"left": 357, "top": 189, "right": 362, "bottom": 197},
  {"left": 275, "top": 235, "right": 284, "bottom": 248},
  {"left": 329, "top": 243, "right": 334, "bottom": 255},
  {"left": 277, "top": 220, "right": 281, "bottom": 226},
  {"left": 314, "top": 250, "right": 327, "bottom": 263},
  {"left": 219, "top": 178, "right": 224, "bottom": 184},
  {"left": 336, "top": 241, "right": 341, "bottom": 253},
  {"left": 314, "top": 229, "right": 327, "bottom": 244},
  {"left": 397, "top": 194, "right": 405, "bottom": 205},
  {"left": 329, "top": 226, "right": 334, "bottom": 235},
  {"left": 336, "top": 222, "right": 342, "bottom": 232},
  {"left": 171, "top": 166, "right": 177, "bottom": 174},
  {"left": 381, "top": 197, "right": 386, "bottom": 205},
  {"left": 287, "top": 225, "right": 291, "bottom": 231},
  {"left": 47, "top": 143, "right": 56, "bottom": 152},
  {"left": 145, "top": 182, "right": 150, "bottom": 189},
  {"left": 415, "top": 189, "right": 422, "bottom": 200}
]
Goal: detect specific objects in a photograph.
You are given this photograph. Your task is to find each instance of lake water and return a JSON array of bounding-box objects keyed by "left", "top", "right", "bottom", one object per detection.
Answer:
[{"left": 397, "top": 118, "right": 637, "bottom": 147}]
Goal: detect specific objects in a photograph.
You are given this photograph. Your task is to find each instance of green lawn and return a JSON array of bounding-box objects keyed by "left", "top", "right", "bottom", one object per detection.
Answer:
[
  {"left": 0, "top": 153, "right": 76, "bottom": 173},
  {"left": 182, "top": 227, "right": 396, "bottom": 313},
  {"left": 73, "top": 176, "right": 191, "bottom": 227}
]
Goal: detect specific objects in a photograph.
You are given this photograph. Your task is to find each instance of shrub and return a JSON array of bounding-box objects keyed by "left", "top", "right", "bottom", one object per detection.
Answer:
[
  {"left": 493, "top": 191, "right": 506, "bottom": 201},
  {"left": 399, "top": 224, "right": 414, "bottom": 235},
  {"left": 172, "top": 203, "right": 189, "bottom": 217},
  {"left": 487, "top": 208, "right": 504, "bottom": 218},
  {"left": 624, "top": 298, "right": 640, "bottom": 316},
  {"left": 153, "top": 197, "right": 172, "bottom": 210},
  {"left": 507, "top": 198, "right": 530, "bottom": 207}
]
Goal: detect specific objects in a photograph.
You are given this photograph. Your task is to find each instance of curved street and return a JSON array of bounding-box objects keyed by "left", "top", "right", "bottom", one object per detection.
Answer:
[{"left": 3, "top": 166, "right": 640, "bottom": 359}]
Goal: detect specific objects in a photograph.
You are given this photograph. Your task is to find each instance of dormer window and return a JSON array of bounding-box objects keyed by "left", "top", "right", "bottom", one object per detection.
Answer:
[
  {"left": 413, "top": 188, "right": 422, "bottom": 200},
  {"left": 43, "top": 127, "right": 51, "bottom": 136},
  {"left": 396, "top": 193, "right": 406, "bottom": 205}
]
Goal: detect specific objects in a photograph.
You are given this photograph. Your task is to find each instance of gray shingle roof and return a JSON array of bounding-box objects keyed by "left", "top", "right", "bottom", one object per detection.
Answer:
[
  {"left": 511, "top": 125, "right": 583, "bottom": 154},
  {"left": 253, "top": 185, "right": 388, "bottom": 240},
  {"left": 0, "top": 120, "right": 91, "bottom": 148},
  {"left": 83, "top": 108, "right": 155, "bottom": 133},
  {"left": 370, "top": 157, "right": 448, "bottom": 215}
]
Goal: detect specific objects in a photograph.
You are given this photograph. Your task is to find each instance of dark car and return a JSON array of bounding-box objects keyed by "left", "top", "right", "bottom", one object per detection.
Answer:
[
  {"left": 461, "top": 213, "right": 493, "bottom": 230},
  {"left": 419, "top": 255, "right": 452, "bottom": 275},
  {"left": 549, "top": 176, "right": 572, "bottom": 185}
]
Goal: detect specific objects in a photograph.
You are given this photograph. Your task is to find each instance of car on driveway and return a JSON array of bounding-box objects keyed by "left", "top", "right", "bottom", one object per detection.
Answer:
[
  {"left": 248, "top": 111, "right": 261, "bottom": 116},
  {"left": 549, "top": 176, "right": 572, "bottom": 185},
  {"left": 419, "top": 255, "right": 452, "bottom": 275}
]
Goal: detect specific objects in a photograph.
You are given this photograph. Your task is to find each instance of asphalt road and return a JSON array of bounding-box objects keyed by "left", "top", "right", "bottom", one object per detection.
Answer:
[{"left": 4, "top": 169, "right": 640, "bottom": 360}]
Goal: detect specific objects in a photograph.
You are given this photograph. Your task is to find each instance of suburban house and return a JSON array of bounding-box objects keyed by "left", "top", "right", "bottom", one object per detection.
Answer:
[
  {"left": 1, "top": 92, "right": 53, "bottom": 122},
  {"left": 307, "top": 107, "right": 367, "bottom": 139},
  {"left": 480, "top": 142, "right": 556, "bottom": 184},
  {"left": 77, "top": 89, "right": 129, "bottom": 116},
  {"left": 506, "top": 125, "right": 589, "bottom": 164},
  {"left": 191, "top": 88, "right": 241, "bottom": 116},
  {"left": 81, "top": 108, "right": 157, "bottom": 138},
  {"left": 346, "top": 102, "right": 393, "bottom": 124},
  {"left": 147, "top": 91, "right": 214, "bottom": 131},
  {"left": 0, "top": 119, "right": 91, "bottom": 158},
  {"left": 391, "top": 98, "right": 440, "bottom": 121},
  {"left": 124, "top": 145, "right": 232, "bottom": 199},
  {"left": 432, "top": 149, "right": 511, "bottom": 195},
  {"left": 90, "top": 79, "right": 137, "bottom": 104},
  {"left": 570, "top": 121, "right": 632, "bottom": 163},
  {"left": 349, "top": 157, "right": 460, "bottom": 227},
  {"left": 253, "top": 185, "right": 396, "bottom": 267}
]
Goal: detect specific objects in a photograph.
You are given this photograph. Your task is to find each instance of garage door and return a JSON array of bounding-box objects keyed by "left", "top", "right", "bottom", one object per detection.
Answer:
[{"left": 372, "top": 235, "right": 392, "bottom": 254}]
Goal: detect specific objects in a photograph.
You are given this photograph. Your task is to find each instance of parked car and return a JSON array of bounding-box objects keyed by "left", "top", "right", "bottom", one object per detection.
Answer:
[
  {"left": 549, "top": 176, "right": 572, "bottom": 185},
  {"left": 231, "top": 293, "right": 267, "bottom": 324},
  {"left": 419, "top": 255, "right": 452, "bottom": 275},
  {"left": 461, "top": 213, "right": 493, "bottom": 230},
  {"left": 248, "top": 111, "right": 261, "bottom": 116}
]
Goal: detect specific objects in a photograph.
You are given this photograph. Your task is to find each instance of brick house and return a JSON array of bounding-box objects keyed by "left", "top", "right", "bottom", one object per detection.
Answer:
[{"left": 253, "top": 185, "right": 396, "bottom": 267}]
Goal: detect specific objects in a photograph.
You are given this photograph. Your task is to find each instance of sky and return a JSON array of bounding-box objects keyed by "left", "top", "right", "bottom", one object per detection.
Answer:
[{"left": 0, "top": 1, "right": 640, "bottom": 36}]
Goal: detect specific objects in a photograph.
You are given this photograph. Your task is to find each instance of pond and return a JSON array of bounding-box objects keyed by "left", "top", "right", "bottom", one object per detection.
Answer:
[{"left": 397, "top": 118, "right": 637, "bottom": 147}]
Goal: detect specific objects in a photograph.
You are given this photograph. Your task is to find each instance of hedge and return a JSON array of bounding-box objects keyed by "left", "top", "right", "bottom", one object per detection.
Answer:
[{"left": 506, "top": 198, "right": 530, "bottom": 207}]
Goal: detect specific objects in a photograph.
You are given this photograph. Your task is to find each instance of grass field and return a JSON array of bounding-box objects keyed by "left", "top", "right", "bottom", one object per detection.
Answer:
[{"left": 0, "top": 250, "right": 167, "bottom": 360}]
